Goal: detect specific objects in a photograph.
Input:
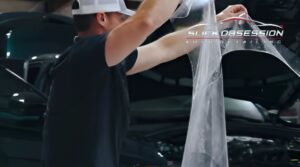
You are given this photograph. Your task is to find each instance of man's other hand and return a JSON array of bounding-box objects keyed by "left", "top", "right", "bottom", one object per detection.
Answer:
[{"left": 216, "top": 4, "right": 248, "bottom": 21}]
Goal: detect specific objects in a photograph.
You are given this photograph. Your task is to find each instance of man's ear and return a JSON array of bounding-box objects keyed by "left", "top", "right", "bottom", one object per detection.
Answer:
[{"left": 96, "top": 12, "right": 109, "bottom": 28}]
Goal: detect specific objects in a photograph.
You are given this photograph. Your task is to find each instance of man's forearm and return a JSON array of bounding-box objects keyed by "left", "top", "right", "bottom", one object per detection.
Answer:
[
  {"left": 157, "top": 23, "right": 205, "bottom": 63},
  {"left": 127, "top": 23, "right": 205, "bottom": 75}
]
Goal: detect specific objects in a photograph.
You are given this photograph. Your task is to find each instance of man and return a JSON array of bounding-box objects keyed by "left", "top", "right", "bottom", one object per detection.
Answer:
[{"left": 42, "top": 0, "right": 247, "bottom": 166}]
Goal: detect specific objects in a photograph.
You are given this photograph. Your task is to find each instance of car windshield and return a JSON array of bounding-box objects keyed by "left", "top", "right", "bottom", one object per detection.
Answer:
[
  {"left": 4, "top": 22, "right": 75, "bottom": 60},
  {"left": 0, "top": 65, "right": 46, "bottom": 113}
]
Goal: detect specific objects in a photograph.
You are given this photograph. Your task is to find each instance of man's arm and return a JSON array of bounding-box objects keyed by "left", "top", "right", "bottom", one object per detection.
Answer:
[
  {"left": 105, "top": 0, "right": 180, "bottom": 67},
  {"left": 126, "top": 4, "right": 247, "bottom": 75},
  {"left": 126, "top": 24, "right": 204, "bottom": 75}
]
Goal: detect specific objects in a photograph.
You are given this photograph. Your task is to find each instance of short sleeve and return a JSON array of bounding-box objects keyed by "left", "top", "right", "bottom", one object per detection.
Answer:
[
  {"left": 90, "top": 32, "right": 138, "bottom": 71},
  {"left": 123, "top": 49, "right": 138, "bottom": 71}
]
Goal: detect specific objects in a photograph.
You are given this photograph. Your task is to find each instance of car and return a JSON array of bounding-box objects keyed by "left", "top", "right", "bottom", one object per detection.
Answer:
[{"left": 0, "top": 0, "right": 300, "bottom": 166}]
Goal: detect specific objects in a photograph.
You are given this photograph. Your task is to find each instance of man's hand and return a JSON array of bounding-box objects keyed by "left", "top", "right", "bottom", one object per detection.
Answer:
[{"left": 216, "top": 4, "right": 247, "bottom": 22}]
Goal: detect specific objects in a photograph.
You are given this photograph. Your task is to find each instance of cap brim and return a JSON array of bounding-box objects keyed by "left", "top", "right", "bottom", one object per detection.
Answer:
[{"left": 120, "top": 9, "right": 135, "bottom": 16}]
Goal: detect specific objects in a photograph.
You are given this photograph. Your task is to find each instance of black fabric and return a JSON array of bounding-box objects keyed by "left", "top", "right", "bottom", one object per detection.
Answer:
[
  {"left": 34, "top": 61, "right": 55, "bottom": 96},
  {"left": 42, "top": 33, "right": 138, "bottom": 167}
]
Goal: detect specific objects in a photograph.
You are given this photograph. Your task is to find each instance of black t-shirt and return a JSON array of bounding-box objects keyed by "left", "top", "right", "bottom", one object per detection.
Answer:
[{"left": 42, "top": 33, "right": 138, "bottom": 167}]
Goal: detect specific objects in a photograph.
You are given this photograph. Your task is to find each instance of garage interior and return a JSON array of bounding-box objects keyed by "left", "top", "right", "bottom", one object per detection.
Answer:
[{"left": 0, "top": 0, "right": 300, "bottom": 167}]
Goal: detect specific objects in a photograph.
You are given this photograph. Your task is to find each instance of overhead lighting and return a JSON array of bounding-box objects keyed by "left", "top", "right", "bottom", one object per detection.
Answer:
[
  {"left": 6, "top": 30, "right": 12, "bottom": 39},
  {"left": 13, "top": 93, "right": 19, "bottom": 97},
  {"left": 6, "top": 52, "right": 11, "bottom": 58},
  {"left": 19, "top": 99, "right": 25, "bottom": 103},
  {"left": 157, "top": 152, "right": 164, "bottom": 157}
]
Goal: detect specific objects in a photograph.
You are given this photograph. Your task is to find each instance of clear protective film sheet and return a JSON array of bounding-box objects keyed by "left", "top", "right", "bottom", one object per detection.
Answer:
[
  {"left": 170, "top": 0, "right": 300, "bottom": 167},
  {"left": 173, "top": 0, "right": 228, "bottom": 166},
  {"left": 172, "top": 0, "right": 193, "bottom": 18},
  {"left": 219, "top": 14, "right": 300, "bottom": 77}
]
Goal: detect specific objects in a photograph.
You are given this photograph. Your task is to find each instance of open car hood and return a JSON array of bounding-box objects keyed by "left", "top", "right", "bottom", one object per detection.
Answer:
[
  {"left": 129, "top": 49, "right": 300, "bottom": 111},
  {"left": 129, "top": 49, "right": 300, "bottom": 124}
]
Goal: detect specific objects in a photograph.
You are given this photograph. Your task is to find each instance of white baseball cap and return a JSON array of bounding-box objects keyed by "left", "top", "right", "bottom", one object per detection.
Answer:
[{"left": 72, "top": 0, "right": 135, "bottom": 16}]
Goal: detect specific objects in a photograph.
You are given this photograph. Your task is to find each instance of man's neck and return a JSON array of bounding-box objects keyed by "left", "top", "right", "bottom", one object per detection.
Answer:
[{"left": 78, "top": 29, "right": 106, "bottom": 37}]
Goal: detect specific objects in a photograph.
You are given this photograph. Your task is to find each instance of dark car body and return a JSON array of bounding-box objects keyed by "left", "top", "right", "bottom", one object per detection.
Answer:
[{"left": 0, "top": 0, "right": 300, "bottom": 166}]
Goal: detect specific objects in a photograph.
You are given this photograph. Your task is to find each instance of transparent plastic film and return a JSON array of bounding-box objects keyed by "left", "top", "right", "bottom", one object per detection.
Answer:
[
  {"left": 219, "top": 13, "right": 300, "bottom": 77},
  {"left": 171, "top": 0, "right": 300, "bottom": 167},
  {"left": 180, "top": 0, "right": 228, "bottom": 167},
  {"left": 172, "top": 0, "right": 193, "bottom": 18}
]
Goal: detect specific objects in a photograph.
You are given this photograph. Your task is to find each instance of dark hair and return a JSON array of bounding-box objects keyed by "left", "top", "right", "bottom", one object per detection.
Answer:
[
  {"left": 73, "top": 14, "right": 97, "bottom": 32},
  {"left": 72, "top": 1, "right": 97, "bottom": 32}
]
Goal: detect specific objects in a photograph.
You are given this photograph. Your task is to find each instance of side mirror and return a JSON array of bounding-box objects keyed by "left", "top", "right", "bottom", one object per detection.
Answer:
[{"left": 9, "top": 92, "right": 47, "bottom": 117}]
